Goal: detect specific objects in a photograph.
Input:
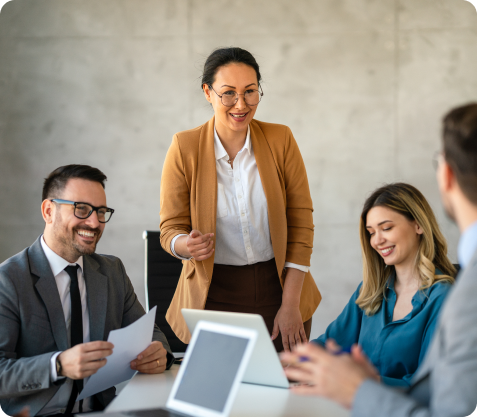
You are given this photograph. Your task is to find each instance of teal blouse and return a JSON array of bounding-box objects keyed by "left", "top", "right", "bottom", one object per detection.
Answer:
[{"left": 313, "top": 271, "right": 452, "bottom": 387}]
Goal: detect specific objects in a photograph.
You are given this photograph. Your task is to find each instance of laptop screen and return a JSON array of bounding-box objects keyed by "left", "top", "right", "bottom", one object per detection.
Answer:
[{"left": 173, "top": 329, "right": 249, "bottom": 412}]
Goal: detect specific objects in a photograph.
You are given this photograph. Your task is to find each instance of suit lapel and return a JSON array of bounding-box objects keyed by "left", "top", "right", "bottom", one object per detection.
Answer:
[
  {"left": 196, "top": 116, "right": 217, "bottom": 281},
  {"left": 30, "top": 237, "right": 69, "bottom": 351},
  {"left": 83, "top": 256, "right": 108, "bottom": 341},
  {"left": 250, "top": 120, "right": 287, "bottom": 272}
]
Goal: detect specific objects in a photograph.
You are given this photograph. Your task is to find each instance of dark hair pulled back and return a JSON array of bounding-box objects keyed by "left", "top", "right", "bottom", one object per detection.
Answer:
[{"left": 201, "top": 47, "right": 261, "bottom": 90}]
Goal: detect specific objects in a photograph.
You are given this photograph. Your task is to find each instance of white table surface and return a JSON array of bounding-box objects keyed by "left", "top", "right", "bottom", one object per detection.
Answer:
[{"left": 105, "top": 365, "right": 350, "bottom": 417}]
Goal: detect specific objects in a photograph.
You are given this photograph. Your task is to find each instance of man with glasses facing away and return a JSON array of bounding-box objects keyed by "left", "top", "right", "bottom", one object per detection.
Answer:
[
  {"left": 0, "top": 165, "right": 174, "bottom": 417},
  {"left": 281, "top": 103, "right": 477, "bottom": 416}
]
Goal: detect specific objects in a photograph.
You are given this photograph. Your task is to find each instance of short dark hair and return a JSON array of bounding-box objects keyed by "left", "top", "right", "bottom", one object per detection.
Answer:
[
  {"left": 42, "top": 164, "right": 107, "bottom": 201},
  {"left": 442, "top": 103, "right": 477, "bottom": 204},
  {"left": 201, "top": 47, "right": 262, "bottom": 90}
]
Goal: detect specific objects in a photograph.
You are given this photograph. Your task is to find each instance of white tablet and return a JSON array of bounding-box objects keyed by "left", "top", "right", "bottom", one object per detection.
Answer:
[{"left": 166, "top": 320, "right": 257, "bottom": 417}]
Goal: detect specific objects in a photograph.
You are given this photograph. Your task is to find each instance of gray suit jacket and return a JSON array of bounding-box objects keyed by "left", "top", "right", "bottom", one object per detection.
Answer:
[
  {"left": 353, "top": 250, "right": 477, "bottom": 417},
  {"left": 0, "top": 236, "right": 174, "bottom": 416}
]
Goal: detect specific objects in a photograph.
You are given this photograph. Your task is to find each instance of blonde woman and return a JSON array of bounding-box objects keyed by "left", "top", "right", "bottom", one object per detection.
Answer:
[{"left": 312, "top": 183, "right": 456, "bottom": 387}]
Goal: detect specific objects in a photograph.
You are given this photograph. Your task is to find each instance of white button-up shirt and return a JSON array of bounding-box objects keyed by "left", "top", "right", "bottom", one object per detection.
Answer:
[
  {"left": 172, "top": 126, "right": 308, "bottom": 272},
  {"left": 38, "top": 236, "right": 92, "bottom": 415}
]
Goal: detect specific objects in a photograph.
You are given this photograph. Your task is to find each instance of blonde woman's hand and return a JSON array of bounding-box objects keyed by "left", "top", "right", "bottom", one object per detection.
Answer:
[{"left": 280, "top": 342, "right": 376, "bottom": 409}]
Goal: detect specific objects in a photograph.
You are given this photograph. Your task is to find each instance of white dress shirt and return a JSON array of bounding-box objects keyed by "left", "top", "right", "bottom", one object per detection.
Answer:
[
  {"left": 38, "top": 236, "right": 92, "bottom": 415},
  {"left": 172, "top": 126, "right": 308, "bottom": 272}
]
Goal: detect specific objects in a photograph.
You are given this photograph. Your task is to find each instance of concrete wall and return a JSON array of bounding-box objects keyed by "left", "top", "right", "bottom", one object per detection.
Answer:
[{"left": 0, "top": 0, "right": 476, "bottom": 340}]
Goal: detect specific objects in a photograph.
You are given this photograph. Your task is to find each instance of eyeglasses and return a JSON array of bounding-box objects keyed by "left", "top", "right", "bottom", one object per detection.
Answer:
[
  {"left": 50, "top": 199, "right": 114, "bottom": 223},
  {"left": 209, "top": 85, "right": 263, "bottom": 107}
]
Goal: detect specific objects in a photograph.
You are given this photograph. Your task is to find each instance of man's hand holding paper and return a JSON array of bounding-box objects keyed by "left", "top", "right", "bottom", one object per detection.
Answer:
[
  {"left": 77, "top": 306, "right": 160, "bottom": 401},
  {"left": 130, "top": 341, "right": 168, "bottom": 374},
  {"left": 58, "top": 341, "right": 114, "bottom": 380}
]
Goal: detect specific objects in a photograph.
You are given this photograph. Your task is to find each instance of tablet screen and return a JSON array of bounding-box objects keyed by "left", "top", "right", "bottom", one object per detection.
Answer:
[{"left": 173, "top": 330, "right": 249, "bottom": 412}]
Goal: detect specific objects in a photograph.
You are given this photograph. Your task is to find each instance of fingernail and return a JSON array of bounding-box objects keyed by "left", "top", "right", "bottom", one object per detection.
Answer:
[
  {"left": 138, "top": 355, "right": 143, "bottom": 360},
  {"left": 131, "top": 362, "right": 136, "bottom": 367}
]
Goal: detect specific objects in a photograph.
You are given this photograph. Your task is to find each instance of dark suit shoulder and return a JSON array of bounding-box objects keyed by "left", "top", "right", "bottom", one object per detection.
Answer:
[
  {"left": 0, "top": 247, "right": 30, "bottom": 277},
  {"left": 88, "top": 253, "right": 124, "bottom": 271}
]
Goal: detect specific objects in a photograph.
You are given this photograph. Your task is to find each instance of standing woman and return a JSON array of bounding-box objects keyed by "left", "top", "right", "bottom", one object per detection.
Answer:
[{"left": 160, "top": 47, "right": 321, "bottom": 352}]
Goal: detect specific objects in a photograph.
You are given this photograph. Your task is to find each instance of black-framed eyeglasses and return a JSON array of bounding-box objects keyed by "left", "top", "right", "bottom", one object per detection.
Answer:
[
  {"left": 50, "top": 199, "right": 114, "bottom": 223},
  {"left": 209, "top": 85, "right": 263, "bottom": 107}
]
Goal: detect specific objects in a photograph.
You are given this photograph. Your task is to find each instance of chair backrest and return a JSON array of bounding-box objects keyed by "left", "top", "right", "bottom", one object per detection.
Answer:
[
  {"left": 453, "top": 263, "right": 461, "bottom": 278},
  {"left": 143, "top": 230, "right": 187, "bottom": 353}
]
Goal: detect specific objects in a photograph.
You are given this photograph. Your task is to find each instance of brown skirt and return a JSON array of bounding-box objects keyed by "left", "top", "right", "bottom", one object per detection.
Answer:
[{"left": 204, "top": 258, "right": 311, "bottom": 352}]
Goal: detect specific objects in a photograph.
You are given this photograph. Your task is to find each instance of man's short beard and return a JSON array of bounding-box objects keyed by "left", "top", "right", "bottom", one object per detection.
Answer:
[
  {"left": 71, "top": 236, "right": 97, "bottom": 256},
  {"left": 53, "top": 210, "right": 100, "bottom": 260}
]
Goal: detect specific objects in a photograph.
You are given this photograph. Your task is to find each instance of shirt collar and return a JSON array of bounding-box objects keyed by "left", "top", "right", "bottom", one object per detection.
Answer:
[
  {"left": 458, "top": 220, "right": 477, "bottom": 269},
  {"left": 384, "top": 269, "right": 425, "bottom": 322},
  {"left": 214, "top": 125, "right": 252, "bottom": 161},
  {"left": 40, "top": 234, "right": 84, "bottom": 277}
]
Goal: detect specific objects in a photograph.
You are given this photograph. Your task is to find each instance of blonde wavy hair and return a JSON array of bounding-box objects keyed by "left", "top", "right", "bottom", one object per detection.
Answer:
[{"left": 356, "top": 183, "right": 456, "bottom": 316}]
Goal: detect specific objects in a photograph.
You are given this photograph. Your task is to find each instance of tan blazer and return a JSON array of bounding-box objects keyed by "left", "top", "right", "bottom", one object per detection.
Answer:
[{"left": 160, "top": 117, "right": 322, "bottom": 343}]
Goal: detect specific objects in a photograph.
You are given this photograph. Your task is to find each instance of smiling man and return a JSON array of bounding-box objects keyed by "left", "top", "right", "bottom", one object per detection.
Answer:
[{"left": 0, "top": 165, "right": 174, "bottom": 417}]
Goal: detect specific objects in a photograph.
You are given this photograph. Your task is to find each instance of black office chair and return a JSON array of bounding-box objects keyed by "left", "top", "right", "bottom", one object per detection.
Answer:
[
  {"left": 143, "top": 231, "right": 187, "bottom": 353},
  {"left": 453, "top": 263, "right": 461, "bottom": 277}
]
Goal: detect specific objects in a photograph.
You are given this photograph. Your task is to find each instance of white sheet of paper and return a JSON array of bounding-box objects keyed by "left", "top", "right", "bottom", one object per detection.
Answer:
[{"left": 78, "top": 306, "right": 157, "bottom": 401}]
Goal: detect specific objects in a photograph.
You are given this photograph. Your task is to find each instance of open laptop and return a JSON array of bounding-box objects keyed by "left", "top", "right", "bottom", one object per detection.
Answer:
[{"left": 182, "top": 309, "right": 289, "bottom": 389}]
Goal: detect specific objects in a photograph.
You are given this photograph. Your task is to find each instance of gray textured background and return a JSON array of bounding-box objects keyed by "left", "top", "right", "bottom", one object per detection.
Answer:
[{"left": 0, "top": 0, "right": 476, "bottom": 342}]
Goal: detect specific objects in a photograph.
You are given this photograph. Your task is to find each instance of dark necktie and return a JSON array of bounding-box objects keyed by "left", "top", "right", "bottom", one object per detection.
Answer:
[{"left": 64, "top": 264, "right": 84, "bottom": 414}]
